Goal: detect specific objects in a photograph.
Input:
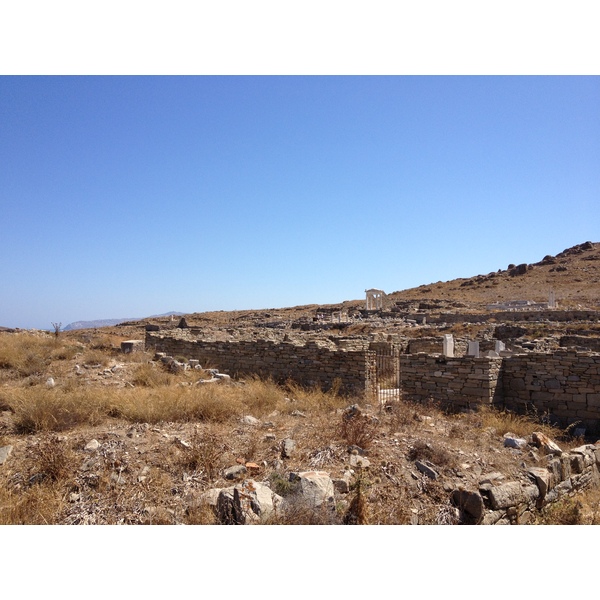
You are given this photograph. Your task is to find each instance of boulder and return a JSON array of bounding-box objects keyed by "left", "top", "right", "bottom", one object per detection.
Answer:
[
  {"left": 216, "top": 481, "right": 282, "bottom": 524},
  {"left": 121, "top": 340, "right": 144, "bottom": 353},
  {"left": 415, "top": 460, "right": 439, "bottom": 480},
  {"left": 451, "top": 489, "right": 485, "bottom": 524},
  {"left": 289, "top": 471, "right": 335, "bottom": 508},
  {"left": 84, "top": 439, "right": 100, "bottom": 452},
  {"left": 503, "top": 435, "right": 528, "bottom": 449},
  {"left": 224, "top": 464, "right": 247, "bottom": 480}
]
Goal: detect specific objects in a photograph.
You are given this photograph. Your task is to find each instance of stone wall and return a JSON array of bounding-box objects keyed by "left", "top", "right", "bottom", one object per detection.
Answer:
[
  {"left": 146, "top": 332, "right": 600, "bottom": 430},
  {"left": 145, "top": 332, "right": 368, "bottom": 395},
  {"left": 501, "top": 350, "right": 600, "bottom": 430},
  {"left": 475, "top": 443, "right": 600, "bottom": 524},
  {"left": 418, "top": 309, "right": 600, "bottom": 325},
  {"left": 399, "top": 354, "right": 502, "bottom": 409}
]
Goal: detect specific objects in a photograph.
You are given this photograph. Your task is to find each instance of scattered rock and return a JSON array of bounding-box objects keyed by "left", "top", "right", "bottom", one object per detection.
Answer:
[
  {"left": 289, "top": 471, "right": 335, "bottom": 507},
  {"left": 415, "top": 460, "right": 439, "bottom": 480},
  {"left": 84, "top": 439, "right": 100, "bottom": 452},
  {"left": 217, "top": 480, "right": 282, "bottom": 524},
  {"left": 281, "top": 438, "right": 296, "bottom": 459},
  {"left": 290, "top": 410, "right": 307, "bottom": 418},
  {"left": 0, "top": 445, "right": 13, "bottom": 465},
  {"left": 488, "top": 481, "right": 539, "bottom": 511},
  {"left": 528, "top": 467, "right": 551, "bottom": 501},
  {"left": 241, "top": 415, "right": 260, "bottom": 426},
  {"left": 451, "top": 489, "right": 485, "bottom": 524},
  {"left": 532, "top": 432, "right": 562, "bottom": 456},
  {"left": 224, "top": 464, "right": 247, "bottom": 480},
  {"left": 503, "top": 434, "right": 528, "bottom": 449}
]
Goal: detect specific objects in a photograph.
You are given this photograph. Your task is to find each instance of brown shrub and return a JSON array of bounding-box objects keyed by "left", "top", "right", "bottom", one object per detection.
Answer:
[
  {"left": 407, "top": 439, "right": 454, "bottom": 468},
  {"left": 338, "top": 412, "right": 378, "bottom": 449}
]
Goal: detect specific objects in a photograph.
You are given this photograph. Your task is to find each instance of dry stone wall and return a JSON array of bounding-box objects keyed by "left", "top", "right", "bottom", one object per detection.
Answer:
[
  {"left": 417, "top": 309, "right": 600, "bottom": 325},
  {"left": 399, "top": 355, "right": 502, "bottom": 409},
  {"left": 145, "top": 332, "right": 368, "bottom": 394},
  {"left": 145, "top": 332, "right": 600, "bottom": 430},
  {"left": 502, "top": 350, "right": 600, "bottom": 430}
]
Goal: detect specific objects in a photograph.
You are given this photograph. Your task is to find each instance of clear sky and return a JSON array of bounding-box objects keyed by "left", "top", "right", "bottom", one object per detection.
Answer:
[{"left": 1, "top": 75, "right": 599, "bottom": 329}]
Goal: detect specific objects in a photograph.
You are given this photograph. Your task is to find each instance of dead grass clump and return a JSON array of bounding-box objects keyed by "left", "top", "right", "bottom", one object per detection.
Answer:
[
  {"left": 407, "top": 439, "right": 454, "bottom": 468},
  {"left": 81, "top": 349, "right": 109, "bottom": 367},
  {"left": 338, "top": 411, "right": 378, "bottom": 449},
  {"left": 0, "top": 481, "right": 65, "bottom": 524},
  {"left": 10, "top": 387, "right": 110, "bottom": 433},
  {"left": 184, "top": 502, "right": 218, "bottom": 525},
  {"left": 0, "top": 334, "right": 54, "bottom": 378},
  {"left": 385, "top": 399, "right": 421, "bottom": 431},
  {"left": 240, "top": 377, "right": 285, "bottom": 416},
  {"left": 537, "top": 497, "right": 583, "bottom": 525},
  {"left": 284, "top": 379, "right": 348, "bottom": 414},
  {"left": 577, "top": 487, "right": 600, "bottom": 524},
  {"left": 29, "top": 435, "right": 77, "bottom": 483},
  {"left": 474, "top": 405, "right": 562, "bottom": 439},
  {"left": 343, "top": 471, "right": 371, "bottom": 524},
  {"left": 266, "top": 497, "right": 343, "bottom": 525},
  {"left": 50, "top": 343, "right": 81, "bottom": 361},
  {"left": 178, "top": 429, "right": 227, "bottom": 482},
  {"left": 116, "top": 386, "right": 245, "bottom": 424},
  {"left": 131, "top": 363, "right": 175, "bottom": 387}
]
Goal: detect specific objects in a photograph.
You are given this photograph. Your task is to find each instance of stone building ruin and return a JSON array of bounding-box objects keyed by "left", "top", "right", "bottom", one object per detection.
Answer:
[
  {"left": 365, "top": 288, "right": 386, "bottom": 311},
  {"left": 145, "top": 328, "right": 600, "bottom": 434}
]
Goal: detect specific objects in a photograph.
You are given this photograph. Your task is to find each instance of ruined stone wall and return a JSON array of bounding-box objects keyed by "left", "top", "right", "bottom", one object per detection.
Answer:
[
  {"left": 146, "top": 332, "right": 600, "bottom": 429},
  {"left": 477, "top": 443, "right": 600, "bottom": 524},
  {"left": 501, "top": 350, "right": 600, "bottom": 431},
  {"left": 422, "top": 309, "right": 600, "bottom": 325},
  {"left": 145, "top": 332, "right": 368, "bottom": 395},
  {"left": 398, "top": 355, "right": 502, "bottom": 409}
]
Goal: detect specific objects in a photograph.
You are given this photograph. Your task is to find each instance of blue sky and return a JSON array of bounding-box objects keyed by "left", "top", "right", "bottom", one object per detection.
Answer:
[{"left": 1, "top": 75, "right": 599, "bottom": 329}]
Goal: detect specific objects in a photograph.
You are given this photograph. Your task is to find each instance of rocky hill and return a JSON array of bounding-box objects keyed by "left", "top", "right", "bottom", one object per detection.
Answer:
[{"left": 388, "top": 241, "right": 600, "bottom": 310}]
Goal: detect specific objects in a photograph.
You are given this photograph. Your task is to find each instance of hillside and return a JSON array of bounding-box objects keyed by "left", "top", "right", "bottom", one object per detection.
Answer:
[{"left": 388, "top": 241, "right": 600, "bottom": 310}]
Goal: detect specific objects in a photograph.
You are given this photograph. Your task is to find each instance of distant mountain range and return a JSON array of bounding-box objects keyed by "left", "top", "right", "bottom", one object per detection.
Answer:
[{"left": 63, "top": 312, "right": 184, "bottom": 331}]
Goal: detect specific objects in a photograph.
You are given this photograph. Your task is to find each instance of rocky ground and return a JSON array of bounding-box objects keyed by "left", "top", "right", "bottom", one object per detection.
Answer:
[{"left": 1, "top": 330, "right": 599, "bottom": 526}]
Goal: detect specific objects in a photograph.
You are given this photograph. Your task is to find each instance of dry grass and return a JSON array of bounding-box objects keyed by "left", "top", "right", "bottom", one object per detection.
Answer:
[
  {"left": 10, "top": 387, "right": 111, "bottom": 433},
  {"left": 338, "top": 411, "right": 378, "bottom": 449},
  {"left": 472, "top": 405, "right": 564, "bottom": 440},
  {"left": 177, "top": 428, "right": 228, "bottom": 482},
  {"left": 131, "top": 362, "right": 176, "bottom": 387},
  {"left": 407, "top": 439, "right": 455, "bottom": 468},
  {"left": 0, "top": 481, "right": 66, "bottom": 524},
  {"left": 0, "top": 333, "right": 56, "bottom": 378}
]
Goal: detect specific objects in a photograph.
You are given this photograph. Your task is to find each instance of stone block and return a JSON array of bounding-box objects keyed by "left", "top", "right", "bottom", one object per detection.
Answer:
[{"left": 121, "top": 340, "right": 145, "bottom": 353}]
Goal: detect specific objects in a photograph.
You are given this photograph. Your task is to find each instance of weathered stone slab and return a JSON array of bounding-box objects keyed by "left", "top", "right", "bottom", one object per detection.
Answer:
[
  {"left": 528, "top": 467, "right": 551, "bottom": 500},
  {"left": 488, "top": 481, "right": 539, "bottom": 510},
  {"left": 415, "top": 460, "right": 439, "bottom": 480}
]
